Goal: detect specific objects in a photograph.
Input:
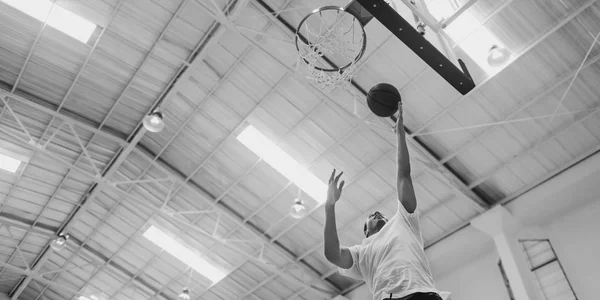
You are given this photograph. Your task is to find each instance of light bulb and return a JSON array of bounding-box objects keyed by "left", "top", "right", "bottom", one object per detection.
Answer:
[
  {"left": 487, "top": 45, "right": 511, "bottom": 67},
  {"left": 143, "top": 110, "right": 165, "bottom": 133},
  {"left": 290, "top": 199, "right": 307, "bottom": 219},
  {"left": 178, "top": 288, "right": 190, "bottom": 300},
  {"left": 150, "top": 116, "right": 161, "bottom": 124},
  {"left": 50, "top": 234, "right": 68, "bottom": 251}
]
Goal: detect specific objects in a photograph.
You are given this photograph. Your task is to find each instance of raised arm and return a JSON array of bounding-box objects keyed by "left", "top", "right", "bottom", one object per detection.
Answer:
[
  {"left": 323, "top": 169, "right": 353, "bottom": 269},
  {"left": 395, "top": 102, "right": 417, "bottom": 213}
]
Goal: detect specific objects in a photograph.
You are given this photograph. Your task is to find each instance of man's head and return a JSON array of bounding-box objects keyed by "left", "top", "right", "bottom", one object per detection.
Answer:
[{"left": 363, "top": 211, "right": 388, "bottom": 238}]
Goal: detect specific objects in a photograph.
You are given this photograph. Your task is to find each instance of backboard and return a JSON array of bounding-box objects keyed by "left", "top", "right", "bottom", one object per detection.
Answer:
[{"left": 345, "top": 0, "right": 476, "bottom": 95}]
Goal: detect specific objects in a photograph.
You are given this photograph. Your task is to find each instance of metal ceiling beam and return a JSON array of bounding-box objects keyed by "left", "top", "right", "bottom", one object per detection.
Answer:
[
  {"left": 113, "top": 1, "right": 340, "bottom": 296},
  {"left": 4, "top": 1, "right": 129, "bottom": 297},
  {"left": 1, "top": 79, "right": 332, "bottom": 298},
  {"left": 0, "top": 216, "right": 129, "bottom": 296},
  {"left": 412, "top": 0, "right": 598, "bottom": 135},
  {"left": 5, "top": 0, "right": 212, "bottom": 297},
  {"left": 0, "top": 90, "right": 128, "bottom": 145},
  {"left": 2, "top": 1, "right": 338, "bottom": 299},
  {"left": 439, "top": 0, "right": 479, "bottom": 28},
  {"left": 26, "top": 1, "right": 257, "bottom": 300},
  {"left": 7, "top": 119, "right": 148, "bottom": 300},
  {"left": 0, "top": 89, "right": 333, "bottom": 298},
  {"left": 81, "top": 47, "right": 259, "bottom": 300}
]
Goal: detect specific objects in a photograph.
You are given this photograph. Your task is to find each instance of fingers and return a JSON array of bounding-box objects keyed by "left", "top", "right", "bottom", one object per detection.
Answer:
[
  {"left": 339, "top": 180, "right": 345, "bottom": 191},
  {"left": 328, "top": 169, "right": 345, "bottom": 190},
  {"left": 334, "top": 171, "right": 344, "bottom": 184},
  {"left": 397, "top": 101, "right": 403, "bottom": 117},
  {"left": 328, "top": 169, "right": 335, "bottom": 185}
]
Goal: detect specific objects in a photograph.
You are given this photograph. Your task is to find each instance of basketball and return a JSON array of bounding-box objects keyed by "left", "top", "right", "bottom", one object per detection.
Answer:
[{"left": 367, "top": 83, "right": 401, "bottom": 117}]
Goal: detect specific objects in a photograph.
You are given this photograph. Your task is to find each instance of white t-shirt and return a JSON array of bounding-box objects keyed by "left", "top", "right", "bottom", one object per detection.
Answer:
[{"left": 338, "top": 202, "right": 450, "bottom": 300}]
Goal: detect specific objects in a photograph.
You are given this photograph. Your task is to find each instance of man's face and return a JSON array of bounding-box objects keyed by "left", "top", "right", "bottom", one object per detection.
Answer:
[{"left": 364, "top": 211, "right": 387, "bottom": 238}]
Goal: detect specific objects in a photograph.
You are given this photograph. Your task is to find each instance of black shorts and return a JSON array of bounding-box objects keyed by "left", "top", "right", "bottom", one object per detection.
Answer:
[{"left": 387, "top": 292, "right": 443, "bottom": 300}]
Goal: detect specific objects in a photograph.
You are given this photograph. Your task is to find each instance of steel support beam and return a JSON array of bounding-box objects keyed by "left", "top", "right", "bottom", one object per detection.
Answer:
[
  {"left": 7, "top": 0, "right": 174, "bottom": 295},
  {"left": 0, "top": 91, "right": 332, "bottom": 298},
  {"left": 439, "top": 0, "right": 479, "bottom": 28},
  {"left": 2, "top": 1, "right": 338, "bottom": 298},
  {"left": 8, "top": 99, "right": 149, "bottom": 300}
]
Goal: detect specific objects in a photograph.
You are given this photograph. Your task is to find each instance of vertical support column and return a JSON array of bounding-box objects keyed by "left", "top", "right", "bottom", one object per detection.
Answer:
[{"left": 471, "top": 206, "right": 542, "bottom": 300}]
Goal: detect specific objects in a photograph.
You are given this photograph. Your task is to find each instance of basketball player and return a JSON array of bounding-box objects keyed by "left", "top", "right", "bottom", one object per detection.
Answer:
[{"left": 323, "top": 101, "right": 447, "bottom": 300}]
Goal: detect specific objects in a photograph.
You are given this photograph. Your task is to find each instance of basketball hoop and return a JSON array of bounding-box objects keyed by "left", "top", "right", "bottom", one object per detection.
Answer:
[{"left": 295, "top": 6, "right": 367, "bottom": 91}]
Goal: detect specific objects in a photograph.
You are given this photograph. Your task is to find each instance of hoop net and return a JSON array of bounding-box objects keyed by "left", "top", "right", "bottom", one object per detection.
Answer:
[{"left": 296, "top": 7, "right": 366, "bottom": 91}]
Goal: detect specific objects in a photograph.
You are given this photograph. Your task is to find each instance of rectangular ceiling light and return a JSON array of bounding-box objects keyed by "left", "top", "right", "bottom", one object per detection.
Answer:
[
  {"left": 143, "top": 226, "right": 227, "bottom": 283},
  {"left": 0, "top": 153, "right": 21, "bottom": 173},
  {"left": 237, "top": 125, "right": 327, "bottom": 203},
  {"left": 2, "top": 0, "right": 97, "bottom": 43},
  {"left": 427, "top": 0, "right": 504, "bottom": 73}
]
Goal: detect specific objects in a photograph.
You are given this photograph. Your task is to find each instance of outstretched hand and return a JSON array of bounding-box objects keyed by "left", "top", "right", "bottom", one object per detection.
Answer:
[{"left": 326, "top": 169, "right": 345, "bottom": 207}]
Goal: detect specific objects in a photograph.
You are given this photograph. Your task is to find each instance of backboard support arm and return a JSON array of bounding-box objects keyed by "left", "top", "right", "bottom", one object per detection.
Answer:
[{"left": 352, "top": 0, "right": 476, "bottom": 95}]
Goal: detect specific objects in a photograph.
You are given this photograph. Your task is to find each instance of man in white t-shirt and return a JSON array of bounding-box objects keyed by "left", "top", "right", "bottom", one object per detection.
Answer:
[{"left": 323, "top": 102, "right": 448, "bottom": 300}]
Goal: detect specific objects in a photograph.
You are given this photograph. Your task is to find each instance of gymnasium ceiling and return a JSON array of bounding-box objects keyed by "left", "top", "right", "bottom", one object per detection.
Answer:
[{"left": 0, "top": 0, "right": 599, "bottom": 299}]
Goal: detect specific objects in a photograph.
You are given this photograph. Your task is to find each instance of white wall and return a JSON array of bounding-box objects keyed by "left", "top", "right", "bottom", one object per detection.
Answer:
[
  {"left": 433, "top": 197, "right": 600, "bottom": 300},
  {"left": 435, "top": 252, "right": 508, "bottom": 300},
  {"left": 548, "top": 198, "right": 600, "bottom": 300},
  {"left": 0, "top": 293, "right": 9, "bottom": 300}
]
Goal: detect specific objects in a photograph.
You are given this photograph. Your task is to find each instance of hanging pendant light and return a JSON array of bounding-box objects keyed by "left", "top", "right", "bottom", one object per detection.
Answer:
[
  {"left": 290, "top": 198, "right": 307, "bottom": 219},
  {"left": 290, "top": 188, "right": 307, "bottom": 219},
  {"left": 50, "top": 233, "right": 69, "bottom": 251},
  {"left": 178, "top": 268, "right": 193, "bottom": 300},
  {"left": 487, "top": 45, "right": 511, "bottom": 67},
  {"left": 143, "top": 108, "right": 165, "bottom": 133},
  {"left": 178, "top": 288, "right": 190, "bottom": 300}
]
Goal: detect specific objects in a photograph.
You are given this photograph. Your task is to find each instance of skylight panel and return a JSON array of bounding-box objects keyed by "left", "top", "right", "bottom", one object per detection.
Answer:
[
  {"left": 2, "top": 0, "right": 97, "bottom": 43},
  {"left": 0, "top": 153, "right": 21, "bottom": 173},
  {"left": 237, "top": 125, "right": 327, "bottom": 204},
  {"left": 143, "top": 226, "right": 227, "bottom": 283},
  {"left": 427, "top": 0, "right": 505, "bottom": 73}
]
